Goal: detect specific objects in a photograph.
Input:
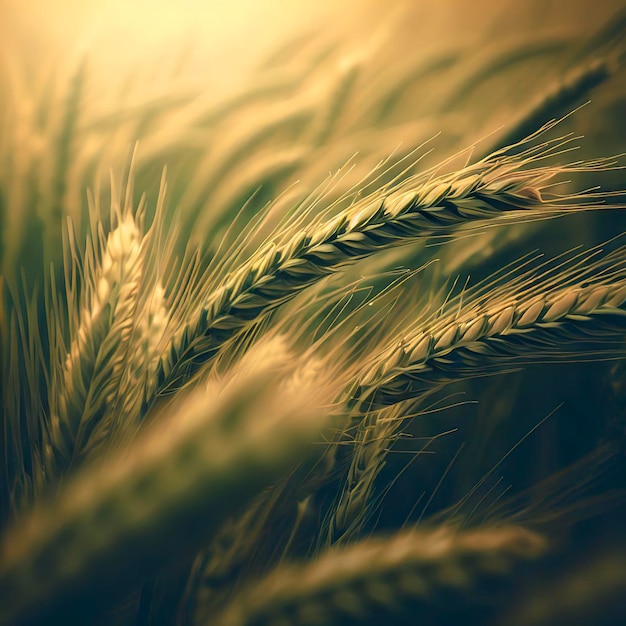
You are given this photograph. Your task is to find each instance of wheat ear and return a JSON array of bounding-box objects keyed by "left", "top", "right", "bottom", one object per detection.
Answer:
[
  {"left": 350, "top": 258, "right": 626, "bottom": 410},
  {"left": 214, "top": 525, "right": 546, "bottom": 626},
  {"left": 41, "top": 210, "right": 144, "bottom": 487},
  {"left": 85, "top": 279, "right": 170, "bottom": 456},
  {"left": 154, "top": 151, "right": 599, "bottom": 398},
  {"left": 0, "top": 339, "right": 329, "bottom": 625}
]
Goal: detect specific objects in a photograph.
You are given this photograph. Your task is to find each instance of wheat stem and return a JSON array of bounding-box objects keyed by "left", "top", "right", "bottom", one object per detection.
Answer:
[{"left": 46, "top": 60, "right": 85, "bottom": 262}]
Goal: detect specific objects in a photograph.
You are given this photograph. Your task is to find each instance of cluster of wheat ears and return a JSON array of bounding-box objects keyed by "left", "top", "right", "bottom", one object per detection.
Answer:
[{"left": 1, "top": 2, "right": 626, "bottom": 625}]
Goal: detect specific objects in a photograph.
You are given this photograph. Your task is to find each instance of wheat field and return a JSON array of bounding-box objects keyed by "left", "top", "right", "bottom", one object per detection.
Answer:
[{"left": 1, "top": 1, "right": 626, "bottom": 624}]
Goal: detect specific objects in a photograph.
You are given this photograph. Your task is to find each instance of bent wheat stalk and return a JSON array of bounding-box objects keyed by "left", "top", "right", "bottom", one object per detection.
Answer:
[
  {"left": 154, "top": 150, "right": 608, "bottom": 399},
  {"left": 214, "top": 525, "right": 546, "bottom": 626},
  {"left": 350, "top": 258, "right": 626, "bottom": 410}
]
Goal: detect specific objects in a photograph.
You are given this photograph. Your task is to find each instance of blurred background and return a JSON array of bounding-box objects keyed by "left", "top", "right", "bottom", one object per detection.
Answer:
[{"left": 2, "top": 0, "right": 625, "bottom": 263}]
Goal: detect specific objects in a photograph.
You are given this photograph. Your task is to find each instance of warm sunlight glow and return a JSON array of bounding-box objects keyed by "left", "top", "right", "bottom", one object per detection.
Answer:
[{"left": 1, "top": 1, "right": 625, "bottom": 624}]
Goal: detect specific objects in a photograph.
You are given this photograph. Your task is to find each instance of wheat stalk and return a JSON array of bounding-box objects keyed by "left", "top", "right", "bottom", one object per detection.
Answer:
[
  {"left": 46, "top": 60, "right": 85, "bottom": 260},
  {"left": 179, "top": 99, "right": 316, "bottom": 243},
  {"left": 310, "top": 57, "right": 361, "bottom": 147},
  {"left": 350, "top": 251, "right": 626, "bottom": 410},
  {"left": 442, "top": 36, "right": 572, "bottom": 114},
  {"left": 2, "top": 7, "right": 626, "bottom": 625},
  {"left": 1, "top": 280, "right": 49, "bottom": 514},
  {"left": 154, "top": 150, "right": 605, "bottom": 399},
  {"left": 214, "top": 525, "right": 546, "bottom": 626},
  {"left": 40, "top": 207, "right": 146, "bottom": 489}
]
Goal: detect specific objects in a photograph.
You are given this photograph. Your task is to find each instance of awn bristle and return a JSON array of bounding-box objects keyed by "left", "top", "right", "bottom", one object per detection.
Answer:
[
  {"left": 352, "top": 269, "right": 626, "bottom": 410},
  {"left": 154, "top": 153, "right": 600, "bottom": 398}
]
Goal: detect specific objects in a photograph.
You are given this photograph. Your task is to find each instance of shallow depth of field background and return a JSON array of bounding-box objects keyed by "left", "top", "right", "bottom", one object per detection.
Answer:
[{"left": 3, "top": 1, "right": 625, "bottom": 106}]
